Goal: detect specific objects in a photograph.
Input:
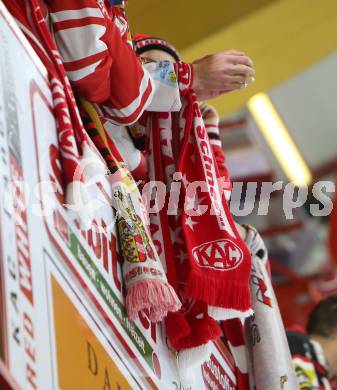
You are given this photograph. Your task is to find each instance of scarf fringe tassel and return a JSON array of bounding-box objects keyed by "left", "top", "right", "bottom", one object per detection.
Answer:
[
  {"left": 185, "top": 270, "right": 251, "bottom": 312},
  {"left": 126, "top": 280, "right": 182, "bottom": 323}
]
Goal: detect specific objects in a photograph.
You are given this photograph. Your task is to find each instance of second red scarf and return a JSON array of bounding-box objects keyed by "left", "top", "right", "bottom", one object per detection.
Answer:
[{"left": 146, "top": 92, "right": 253, "bottom": 378}]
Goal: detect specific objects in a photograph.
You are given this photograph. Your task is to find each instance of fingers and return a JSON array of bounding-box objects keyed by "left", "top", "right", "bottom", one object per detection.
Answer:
[
  {"left": 199, "top": 102, "right": 208, "bottom": 111},
  {"left": 228, "top": 77, "right": 255, "bottom": 88},
  {"left": 229, "top": 82, "right": 246, "bottom": 91},
  {"left": 229, "top": 64, "right": 255, "bottom": 77},
  {"left": 224, "top": 74, "right": 248, "bottom": 84},
  {"left": 202, "top": 75, "right": 255, "bottom": 98},
  {"left": 224, "top": 53, "right": 253, "bottom": 67},
  {"left": 200, "top": 103, "right": 213, "bottom": 113},
  {"left": 213, "top": 74, "right": 254, "bottom": 91},
  {"left": 200, "top": 103, "right": 218, "bottom": 124}
]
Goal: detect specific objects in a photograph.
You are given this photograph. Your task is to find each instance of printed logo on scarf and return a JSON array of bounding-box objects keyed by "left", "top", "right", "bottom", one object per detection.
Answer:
[
  {"left": 114, "top": 188, "right": 155, "bottom": 263},
  {"left": 202, "top": 354, "right": 236, "bottom": 390},
  {"left": 251, "top": 265, "right": 273, "bottom": 307},
  {"left": 192, "top": 239, "right": 243, "bottom": 271},
  {"left": 253, "top": 276, "right": 273, "bottom": 307}
]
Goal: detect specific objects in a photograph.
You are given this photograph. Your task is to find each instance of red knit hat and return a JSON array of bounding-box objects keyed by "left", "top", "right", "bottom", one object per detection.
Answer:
[{"left": 133, "top": 34, "right": 181, "bottom": 62}]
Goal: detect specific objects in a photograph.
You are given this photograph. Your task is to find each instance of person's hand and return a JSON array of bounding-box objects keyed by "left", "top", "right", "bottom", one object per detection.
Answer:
[
  {"left": 200, "top": 103, "right": 219, "bottom": 127},
  {"left": 192, "top": 50, "right": 255, "bottom": 100}
]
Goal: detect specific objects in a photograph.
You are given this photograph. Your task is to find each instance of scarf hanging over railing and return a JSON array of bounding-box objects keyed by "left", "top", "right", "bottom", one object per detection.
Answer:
[
  {"left": 244, "top": 255, "right": 298, "bottom": 390},
  {"left": 145, "top": 92, "right": 253, "bottom": 382},
  {"left": 4, "top": 0, "right": 92, "bottom": 224},
  {"left": 79, "top": 98, "right": 181, "bottom": 323}
]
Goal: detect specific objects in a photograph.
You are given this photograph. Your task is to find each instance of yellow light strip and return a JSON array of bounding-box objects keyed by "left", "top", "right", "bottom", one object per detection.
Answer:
[{"left": 247, "top": 93, "right": 313, "bottom": 186}]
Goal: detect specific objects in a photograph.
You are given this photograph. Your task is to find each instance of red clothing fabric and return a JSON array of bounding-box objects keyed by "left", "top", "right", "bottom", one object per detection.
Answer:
[
  {"left": 48, "top": 0, "right": 153, "bottom": 125},
  {"left": 3, "top": 0, "right": 91, "bottom": 220},
  {"left": 222, "top": 319, "right": 249, "bottom": 390},
  {"left": 176, "top": 94, "right": 252, "bottom": 313},
  {"left": 48, "top": 1, "right": 194, "bottom": 127},
  {"left": 146, "top": 92, "right": 252, "bottom": 355}
]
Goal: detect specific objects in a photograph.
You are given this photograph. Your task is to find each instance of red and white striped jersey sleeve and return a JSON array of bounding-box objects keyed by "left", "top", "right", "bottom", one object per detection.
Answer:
[{"left": 48, "top": 0, "right": 153, "bottom": 125}]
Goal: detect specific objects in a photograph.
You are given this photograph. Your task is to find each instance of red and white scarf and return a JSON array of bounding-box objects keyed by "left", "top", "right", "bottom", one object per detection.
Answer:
[
  {"left": 245, "top": 255, "right": 298, "bottom": 390},
  {"left": 4, "top": 0, "right": 95, "bottom": 225},
  {"left": 79, "top": 100, "right": 181, "bottom": 322},
  {"left": 222, "top": 318, "right": 250, "bottom": 390},
  {"left": 222, "top": 255, "right": 298, "bottom": 390},
  {"left": 145, "top": 91, "right": 253, "bottom": 377}
]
